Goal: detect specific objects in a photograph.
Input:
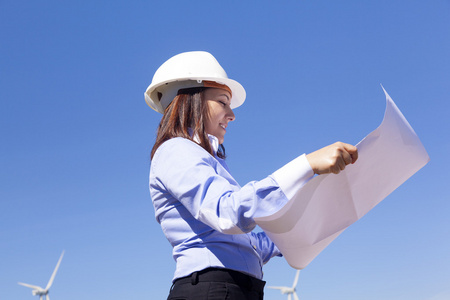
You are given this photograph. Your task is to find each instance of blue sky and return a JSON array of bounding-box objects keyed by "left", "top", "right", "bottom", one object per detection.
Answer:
[{"left": 1, "top": 1, "right": 449, "bottom": 299}]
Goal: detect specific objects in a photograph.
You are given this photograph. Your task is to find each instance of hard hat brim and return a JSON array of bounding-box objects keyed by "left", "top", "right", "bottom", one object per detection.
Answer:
[{"left": 145, "top": 76, "right": 246, "bottom": 114}]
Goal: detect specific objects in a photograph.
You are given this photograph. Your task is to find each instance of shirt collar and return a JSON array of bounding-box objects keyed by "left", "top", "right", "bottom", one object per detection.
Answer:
[
  {"left": 189, "top": 128, "right": 220, "bottom": 154},
  {"left": 207, "top": 134, "right": 219, "bottom": 154}
]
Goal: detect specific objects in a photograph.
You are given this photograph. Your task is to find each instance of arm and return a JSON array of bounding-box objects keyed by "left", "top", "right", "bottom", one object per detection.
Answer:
[
  {"left": 249, "top": 231, "right": 282, "bottom": 264},
  {"left": 150, "top": 138, "right": 314, "bottom": 235}
]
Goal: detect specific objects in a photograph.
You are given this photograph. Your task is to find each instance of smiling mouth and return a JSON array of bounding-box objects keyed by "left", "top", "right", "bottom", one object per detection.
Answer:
[{"left": 220, "top": 124, "right": 227, "bottom": 130}]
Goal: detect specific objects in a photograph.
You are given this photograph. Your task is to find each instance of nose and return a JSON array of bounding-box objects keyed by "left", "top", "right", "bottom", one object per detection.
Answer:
[{"left": 227, "top": 107, "right": 235, "bottom": 122}]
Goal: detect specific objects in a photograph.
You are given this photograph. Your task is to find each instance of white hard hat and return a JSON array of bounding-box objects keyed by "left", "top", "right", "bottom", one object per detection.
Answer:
[{"left": 145, "top": 51, "right": 246, "bottom": 113}]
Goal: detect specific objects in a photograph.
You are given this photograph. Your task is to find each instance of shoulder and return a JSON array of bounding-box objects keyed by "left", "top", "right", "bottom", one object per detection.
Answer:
[
  {"left": 152, "top": 138, "right": 212, "bottom": 169},
  {"left": 150, "top": 137, "right": 219, "bottom": 184},
  {"left": 154, "top": 137, "right": 206, "bottom": 158}
]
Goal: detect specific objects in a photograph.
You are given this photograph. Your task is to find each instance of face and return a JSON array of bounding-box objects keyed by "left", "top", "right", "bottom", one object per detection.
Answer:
[{"left": 204, "top": 88, "right": 235, "bottom": 144}]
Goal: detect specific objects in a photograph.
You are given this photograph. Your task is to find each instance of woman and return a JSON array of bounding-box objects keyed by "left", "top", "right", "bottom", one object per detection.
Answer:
[{"left": 146, "top": 51, "right": 358, "bottom": 300}]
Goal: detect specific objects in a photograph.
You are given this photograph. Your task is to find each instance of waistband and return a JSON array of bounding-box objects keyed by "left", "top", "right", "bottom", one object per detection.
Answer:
[{"left": 172, "top": 268, "right": 266, "bottom": 291}]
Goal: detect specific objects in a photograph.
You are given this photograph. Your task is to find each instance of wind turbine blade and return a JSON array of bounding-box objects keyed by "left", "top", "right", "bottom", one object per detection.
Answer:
[
  {"left": 293, "top": 292, "right": 300, "bottom": 300},
  {"left": 45, "top": 250, "right": 64, "bottom": 290},
  {"left": 18, "top": 282, "right": 42, "bottom": 290},
  {"left": 46, "top": 294, "right": 50, "bottom": 300},
  {"left": 292, "top": 270, "right": 300, "bottom": 288},
  {"left": 267, "top": 286, "right": 285, "bottom": 290}
]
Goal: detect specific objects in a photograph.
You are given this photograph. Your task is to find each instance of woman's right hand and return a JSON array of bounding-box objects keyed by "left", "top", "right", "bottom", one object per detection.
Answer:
[{"left": 306, "top": 142, "right": 358, "bottom": 175}]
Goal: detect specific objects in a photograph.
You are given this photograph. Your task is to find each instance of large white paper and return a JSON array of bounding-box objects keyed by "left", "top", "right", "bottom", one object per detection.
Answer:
[{"left": 255, "top": 87, "right": 430, "bottom": 269}]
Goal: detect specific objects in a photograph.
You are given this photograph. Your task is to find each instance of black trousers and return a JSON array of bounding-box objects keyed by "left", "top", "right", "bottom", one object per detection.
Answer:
[{"left": 167, "top": 268, "right": 266, "bottom": 300}]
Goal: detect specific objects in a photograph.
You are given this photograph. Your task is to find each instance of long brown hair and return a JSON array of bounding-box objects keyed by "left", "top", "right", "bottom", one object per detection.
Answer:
[{"left": 150, "top": 87, "right": 226, "bottom": 159}]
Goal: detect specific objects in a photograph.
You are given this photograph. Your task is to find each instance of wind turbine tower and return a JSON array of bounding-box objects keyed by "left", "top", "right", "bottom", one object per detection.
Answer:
[
  {"left": 268, "top": 269, "right": 301, "bottom": 300},
  {"left": 18, "top": 251, "right": 65, "bottom": 300}
]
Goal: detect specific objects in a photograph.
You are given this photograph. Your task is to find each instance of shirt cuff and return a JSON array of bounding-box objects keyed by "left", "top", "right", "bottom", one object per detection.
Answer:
[{"left": 272, "top": 154, "right": 314, "bottom": 200}]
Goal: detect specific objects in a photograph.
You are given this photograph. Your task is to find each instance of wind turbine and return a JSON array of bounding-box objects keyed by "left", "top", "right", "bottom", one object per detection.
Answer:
[
  {"left": 268, "top": 269, "right": 301, "bottom": 300},
  {"left": 18, "top": 251, "right": 65, "bottom": 300}
]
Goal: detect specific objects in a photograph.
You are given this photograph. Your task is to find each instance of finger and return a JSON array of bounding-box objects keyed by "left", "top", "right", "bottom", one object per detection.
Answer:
[
  {"left": 351, "top": 148, "right": 359, "bottom": 163},
  {"left": 334, "top": 164, "right": 343, "bottom": 174},
  {"left": 331, "top": 165, "right": 340, "bottom": 174},
  {"left": 341, "top": 150, "right": 353, "bottom": 165},
  {"left": 342, "top": 143, "right": 359, "bottom": 164},
  {"left": 333, "top": 157, "right": 345, "bottom": 174},
  {"left": 338, "top": 157, "right": 346, "bottom": 171}
]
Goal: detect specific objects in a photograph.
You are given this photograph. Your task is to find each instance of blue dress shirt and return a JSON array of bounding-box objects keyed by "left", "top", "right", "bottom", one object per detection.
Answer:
[{"left": 149, "top": 135, "right": 314, "bottom": 281}]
